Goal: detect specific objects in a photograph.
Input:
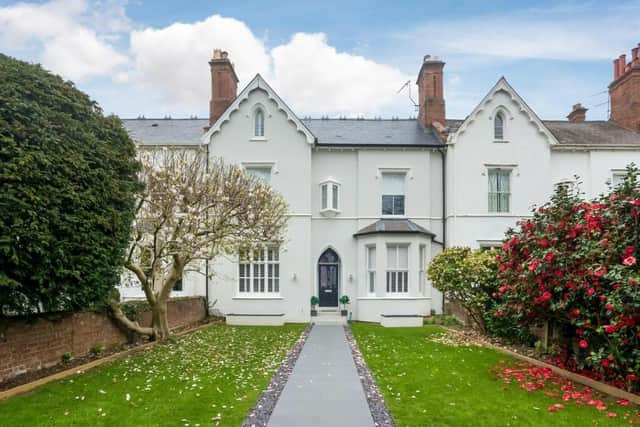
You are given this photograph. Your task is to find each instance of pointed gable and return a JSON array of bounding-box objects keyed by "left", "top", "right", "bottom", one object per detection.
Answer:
[
  {"left": 449, "top": 77, "right": 559, "bottom": 145},
  {"left": 202, "top": 74, "right": 316, "bottom": 145}
]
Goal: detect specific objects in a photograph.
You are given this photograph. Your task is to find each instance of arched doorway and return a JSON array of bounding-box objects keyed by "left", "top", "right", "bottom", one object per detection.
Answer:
[{"left": 318, "top": 248, "right": 340, "bottom": 307}]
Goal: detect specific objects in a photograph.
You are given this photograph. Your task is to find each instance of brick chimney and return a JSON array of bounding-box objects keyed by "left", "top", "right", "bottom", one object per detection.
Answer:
[
  {"left": 567, "top": 103, "right": 587, "bottom": 122},
  {"left": 209, "top": 49, "right": 239, "bottom": 126},
  {"left": 609, "top": 44, "right": 640, "bottom": 130},
  {"left": 417, "top": 55, "right": 446, "bottom": 130}
]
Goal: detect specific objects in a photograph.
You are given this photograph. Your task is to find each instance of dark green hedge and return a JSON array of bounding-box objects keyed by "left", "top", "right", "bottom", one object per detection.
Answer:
[{"left": 0, "top": 54, "right": 140, "bottom": 315}]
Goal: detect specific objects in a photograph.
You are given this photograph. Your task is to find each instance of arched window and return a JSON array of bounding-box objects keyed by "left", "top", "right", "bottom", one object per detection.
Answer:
[
  {"left": 254, "top": 109, "right": 265, "bottom": 137},
  {"left": 494, "top": 112, "right": 504, "bottom": 140}
]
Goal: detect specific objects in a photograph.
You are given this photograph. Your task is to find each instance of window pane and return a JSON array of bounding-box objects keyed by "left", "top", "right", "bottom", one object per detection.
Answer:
[
  {"left": 387, "top": 245, "right": 396, "bottom": 268},
  {"left": 382, "top": 195, "right": 394, "bottom": 215},
  {"left": 393, "top": 195, "right": 405, "bottom": 215},
  {"left": 369, "top": 272, "right": 375, "bottom": 293},
  {"left": 498, "top": 170, "right": 510, "bottom": 192},
  {"left": 495, "top": 114, "right": 504, "bottom": 139},
  {"left": 332, "top": 184, "right": 339, "bottom": 209},
  {"left": 398, "top": 246, "right": 408, "bottom": 269},
  {"left": 321, "top": 184, "right": 327, "bottom": 209},
  {"left": 255, "top": 110, "right": 264, "bottom": 136},
  {"left": 246, "top": 167, "right": 271, "bottom": 184},
  {"left": 367, "top": 246, "right": 376, "bottom": 269},
  {"left": 382, "top": 173, "right": 405, "bottom": 194}
]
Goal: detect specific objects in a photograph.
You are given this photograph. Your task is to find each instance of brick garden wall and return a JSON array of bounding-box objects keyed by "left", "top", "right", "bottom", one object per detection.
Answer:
[{"left": 0, "top": 297, "right": 206, "bottom": 383}]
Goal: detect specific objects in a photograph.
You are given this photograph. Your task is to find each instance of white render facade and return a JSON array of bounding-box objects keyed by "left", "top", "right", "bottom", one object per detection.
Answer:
[{"left": 120, "top": 48, "right": 640, "bottom": 324}]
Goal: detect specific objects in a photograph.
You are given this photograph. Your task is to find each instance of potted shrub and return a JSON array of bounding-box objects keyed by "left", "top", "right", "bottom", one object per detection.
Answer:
[
  {"left": 339, "top": 295, "right": 350, "bottom": 316},
  {"left": 310, "top": 296, "right": 319, "bottom": 316}
]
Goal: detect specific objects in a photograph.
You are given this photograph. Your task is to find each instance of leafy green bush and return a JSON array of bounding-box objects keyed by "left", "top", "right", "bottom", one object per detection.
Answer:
[
  {"left": 427, "top": 247, "right": 499, "bottom": 332},
  {"left": 90, "top": 343, "right": 105, "bottom": 357},
  {"left": 0, "top": 54, "right": 140, "bottom": 315}
]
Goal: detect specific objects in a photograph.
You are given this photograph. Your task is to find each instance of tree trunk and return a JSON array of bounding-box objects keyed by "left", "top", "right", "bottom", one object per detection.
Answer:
[{"left": 151, "top": 298, "right": 171, "bottom": 342}]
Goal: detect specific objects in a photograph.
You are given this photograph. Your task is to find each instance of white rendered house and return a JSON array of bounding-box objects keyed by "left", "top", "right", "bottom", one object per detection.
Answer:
[{"left": 121, "top": 46, "right": 640, "bottom": 324}]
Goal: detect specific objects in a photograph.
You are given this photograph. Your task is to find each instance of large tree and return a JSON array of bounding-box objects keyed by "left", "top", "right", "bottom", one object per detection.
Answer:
[
  {"left": 0, "top": 54, "right": 140, "bottom": 315},
  {"left": 111, "top": 148, "right": 288, "bottom": 341}
]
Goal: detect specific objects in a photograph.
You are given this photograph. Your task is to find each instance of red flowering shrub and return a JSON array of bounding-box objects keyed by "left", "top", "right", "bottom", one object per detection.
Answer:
[{"left": 493, "top": 165, "right": 640, "bottom": 392}]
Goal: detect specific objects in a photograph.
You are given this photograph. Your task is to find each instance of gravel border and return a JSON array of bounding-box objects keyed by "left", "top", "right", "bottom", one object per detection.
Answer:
[
  {"left": 344, "top": 326, "right": 395, "bottom": 427},
  {"left": 242, "top": 324, "right": 313, "bottom": 427}
]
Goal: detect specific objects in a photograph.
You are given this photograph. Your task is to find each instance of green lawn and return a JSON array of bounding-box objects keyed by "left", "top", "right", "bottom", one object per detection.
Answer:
[
  {"left": 351, "top": 324, "right": 635, "bottom": 427},
  {"left": 0, "top": 324, "right": 305, "bottom": 426}
]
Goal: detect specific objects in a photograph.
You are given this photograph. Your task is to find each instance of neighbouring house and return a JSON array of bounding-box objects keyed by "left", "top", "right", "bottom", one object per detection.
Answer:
[{"left": 120, "top": 45, "right": 640, "bottom": 325}]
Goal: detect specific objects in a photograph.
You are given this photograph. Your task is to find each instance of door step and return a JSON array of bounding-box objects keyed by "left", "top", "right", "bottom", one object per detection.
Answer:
[{"left": 312, "top": 312, "right": 346, "bottom": 325}]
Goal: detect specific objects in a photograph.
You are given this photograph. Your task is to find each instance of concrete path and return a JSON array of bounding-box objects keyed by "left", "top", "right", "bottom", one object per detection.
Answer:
[{"left": 268, "top": 325, "right": 374, "bottom": 427}]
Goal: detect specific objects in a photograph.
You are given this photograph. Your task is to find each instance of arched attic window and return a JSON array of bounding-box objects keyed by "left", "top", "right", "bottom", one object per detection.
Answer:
[
  {"left": 494, "top": 112, "right": 505, "bottom": 140},
  {"left": 254, "top": 108, "right": 265, "bottom": 137}
]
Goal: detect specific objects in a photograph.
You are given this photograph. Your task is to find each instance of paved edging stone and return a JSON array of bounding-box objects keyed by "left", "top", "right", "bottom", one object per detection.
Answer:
[
  {"left": 243, "top": 324, "right": 313, "bottom": 427},
  {"left": 344, "top": 326, "right": 395, "bottom": 427}
]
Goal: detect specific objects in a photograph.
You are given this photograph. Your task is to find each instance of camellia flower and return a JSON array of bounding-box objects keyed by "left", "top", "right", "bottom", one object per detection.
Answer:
[
  {"left": 623, "top": 256, "right": 637, "bottom": 266},
  {"left": 579, "top": 339, "right": 588, "bottom": 349},
  {"left": 529, "top": 259, "right": 539, "bottom": 271},
  {"left": 605, "top": 303, "right": 614, "bottom": 311},
  {"left": 587, "top": 288, "right": 596, "bottom": 296},
  {"left": 604, "top": 325, "right": 616, "bottom": 334},
  {"left": 540, "top": 291, "right": 552, "bottom": 302}
]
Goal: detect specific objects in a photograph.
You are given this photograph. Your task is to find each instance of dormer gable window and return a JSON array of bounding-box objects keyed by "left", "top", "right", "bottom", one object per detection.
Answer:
[{"left": 254, "top": 108, "right": 265, "bottom": 137}]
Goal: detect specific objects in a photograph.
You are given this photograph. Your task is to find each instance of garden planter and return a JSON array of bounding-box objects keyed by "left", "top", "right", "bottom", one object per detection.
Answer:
[
  {"left": 311, "top": 309, "right": 318, "bottom": 317},
  {"left": 341, "top": 310, "right": 348, "bottom": 316}
]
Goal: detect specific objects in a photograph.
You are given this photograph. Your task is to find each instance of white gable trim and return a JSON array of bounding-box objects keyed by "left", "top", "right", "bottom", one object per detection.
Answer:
[
  {"left": 449, "top": 77, "right": 559, "bottom": 146},
  {"left": 202, "top": 73, "right": 316, "bottom": 145}
]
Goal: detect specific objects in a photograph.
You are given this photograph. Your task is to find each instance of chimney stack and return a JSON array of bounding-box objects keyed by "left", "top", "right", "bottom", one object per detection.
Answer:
[
  {"left": 416, "top": 55, "right": 446, "bottom": 132},
  {"left": 567, "top": 103, "right": 587, "bottom": 123},
  {"left": 609, "top": 44, "right": 640, "bottom": 130},
  {"left": 209, "top": 49, "right": 238, "bottom": 126}
]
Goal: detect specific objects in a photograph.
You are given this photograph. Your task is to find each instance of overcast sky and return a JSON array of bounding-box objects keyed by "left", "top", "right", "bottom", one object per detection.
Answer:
[{"left": 1, "top": 0, "right": 637, "bottom": 120}]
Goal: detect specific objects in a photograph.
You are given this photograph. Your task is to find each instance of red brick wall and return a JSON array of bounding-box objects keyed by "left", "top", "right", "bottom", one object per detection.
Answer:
[
  {"left": 610, "top": 70, "right": 640, "bottom": 131},
  {"left": 0, "top": 297, "right": 206, "bottom": 383}
]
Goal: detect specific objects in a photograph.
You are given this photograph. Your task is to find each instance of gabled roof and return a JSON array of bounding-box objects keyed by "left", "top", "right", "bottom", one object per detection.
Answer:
[
  {"left": 201, "top": 73, "right": 316, "bottom": 145},
  {"left": 450, "top": 77, "right": 559, "bottom": 145},
  {"left": 305, "top": 118, "right": 443, "bottom": 147},
  {"left": 353, "top": 219, "right": 435, "bottom": 238}
]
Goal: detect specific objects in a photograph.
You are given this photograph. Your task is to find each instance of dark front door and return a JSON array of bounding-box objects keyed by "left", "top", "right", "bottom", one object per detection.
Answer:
[{"left": 318, "top": 249, "right": 340, "bottom": 307}]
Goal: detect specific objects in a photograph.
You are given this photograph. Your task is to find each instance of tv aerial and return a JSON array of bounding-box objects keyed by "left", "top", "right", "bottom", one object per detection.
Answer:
[{"left": 397, "top": 80, "right": 418, "bottom": 112}]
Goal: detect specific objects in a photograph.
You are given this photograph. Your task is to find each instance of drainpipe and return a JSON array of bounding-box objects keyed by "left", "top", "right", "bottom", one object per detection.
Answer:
[
  {"left": 205, "top": 142, "right": 210, "bottom": 316},
  {"left": 439, "top": 146, "right": 447, "bottom": 313}
]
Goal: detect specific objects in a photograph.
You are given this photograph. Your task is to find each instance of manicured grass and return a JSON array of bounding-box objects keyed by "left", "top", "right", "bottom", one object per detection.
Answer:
[
  {"left": 351, "top": 324, "right": 633, "bottom": 427},
  {"left": 0, "top": 324, "right": 305, "bottom": 426}
]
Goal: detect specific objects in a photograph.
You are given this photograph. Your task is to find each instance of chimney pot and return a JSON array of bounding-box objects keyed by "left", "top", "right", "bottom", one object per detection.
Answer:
[
  {"left": 609, "top": 46, "right": 640, "bottom": 130},
  {"left": 567, "top": 103, "right": 587, "bottom": 123}
]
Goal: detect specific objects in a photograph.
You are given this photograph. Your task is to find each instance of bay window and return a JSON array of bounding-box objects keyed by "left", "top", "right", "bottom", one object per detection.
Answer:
[
  {"left": 238, "top": 246, "right": 280, "bottom": 294},
  {"left": 367, "top": 245, "right": 376, "bottom": 294}
]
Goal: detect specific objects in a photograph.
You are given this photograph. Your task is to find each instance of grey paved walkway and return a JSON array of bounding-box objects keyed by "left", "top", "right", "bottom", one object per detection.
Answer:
[{"left": 268, "top": 325, "right": 374, "bottom": 427}]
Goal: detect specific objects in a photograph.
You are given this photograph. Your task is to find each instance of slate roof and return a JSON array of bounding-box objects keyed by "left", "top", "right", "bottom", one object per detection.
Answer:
[
  {"left": 353, "top": 219, "right": 435, "bottom": 237},
  {"left": 303, "top": 119, "right": 443, "bottom": 147},
  {"left": 121, "top": 118, "right": 640, "bottom": 148},
  {"left": 122, "top": 119, "right": 208, "bottom": 145},
  {"left": 542, "top": 120, "right": 640, "bottom": 146}
]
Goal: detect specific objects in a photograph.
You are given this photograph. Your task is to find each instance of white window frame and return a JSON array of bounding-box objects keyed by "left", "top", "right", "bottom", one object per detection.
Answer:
[
  {"left": 381, "top": 171, "right": 407, "bottom": 217},
  {"left": 243, "top": 163, "right": 274, "bottom": 185},
  {"left": 487, "top": 168, "right": 512, "bottom": 213},
  {"left": 611, "top": 169, "right": 627, "bottom": 188},
  {"left": 418, "top": 245, "right": 426, "bottom": 296},
  {"left": 494, "top": 112, "right": 505, "bottom": 141},
  {"left": 238, "top": 245, "right": 280, "bottom": 296},
  {"left": 320, "top": 178, "right": 341, "bottom": 213},
  {"left": 386, "top": 244, "right": 409, "bottom": 294},
  {"left": 366, "top": 245, "right": 376, "bottom": 295},
  {"left": 254, "top": 108, "right": 265, "bottom": 137}
]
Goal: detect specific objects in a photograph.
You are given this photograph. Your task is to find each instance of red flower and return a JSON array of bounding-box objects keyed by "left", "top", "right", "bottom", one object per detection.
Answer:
[
  {"left": 587, "top": 288, "right": 596, "bottom": 296},
  {"left": 601, "top": 359, "right": 610, "bottom": 368},
  {"left": 529, "top": 259, "right": 539, "bottom": 271},
  {"left": 626, "top": 374, "right": 638, "bottom": 382},
  {"left": 623, "top": 256, "right": 637, "bottom": 266},
  {"left": 593, "top": 267, "right": 606, "bottom": 277},
  {"left": 605, "top": 303, "right": 614, "bottom": 311},
  {"left": 604, "top": 325, "right": 616, "bottom": 334},
  {"left": 540, "top": 291, "right": 552, "bottom": 302},
  {"left": 579, "top": 339, "right": 588, "bottom": 349},
  {"left": 544, "top": 252, "right": 555, "bottom": 262}
]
